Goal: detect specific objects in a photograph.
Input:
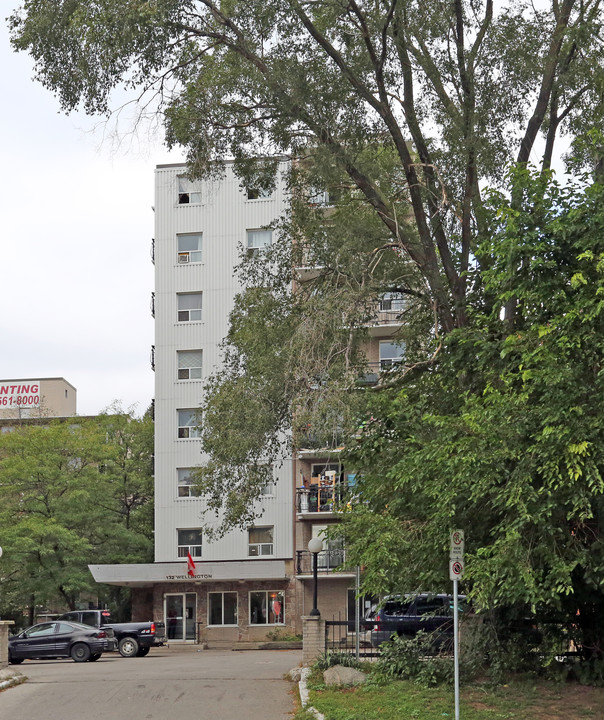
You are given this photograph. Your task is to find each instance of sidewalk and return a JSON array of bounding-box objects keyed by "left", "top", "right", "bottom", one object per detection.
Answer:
[{"left": 157, "top": 640, "right": 302, "bottom": 653}]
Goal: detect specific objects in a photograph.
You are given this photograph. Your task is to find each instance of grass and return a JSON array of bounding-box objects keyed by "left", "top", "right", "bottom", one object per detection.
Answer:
[{"left": 298, "top": 669, "right": 604, "bottom": 720}]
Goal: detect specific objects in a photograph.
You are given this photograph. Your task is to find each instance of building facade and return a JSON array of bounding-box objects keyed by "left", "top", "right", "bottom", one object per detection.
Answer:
[
  {"left": 91, "top": 161, "right": 406, "bottom": 643},
  {"left": 0, "top": 377, "right": 77, "bottom": 421},
  {"left": 291, "top": 283, "right": 405, "bottom": 626},
  {"left": 93, "top": 161, "right": 300, "bottom": 644}
]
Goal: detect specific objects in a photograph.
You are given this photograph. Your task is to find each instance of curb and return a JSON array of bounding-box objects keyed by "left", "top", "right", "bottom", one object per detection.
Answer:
[
  {"left": 0, "top": 670, "right": 27, "bottom": 692},
  {"left": 298, "top": 667, "right": 325, "bottom": 720}
]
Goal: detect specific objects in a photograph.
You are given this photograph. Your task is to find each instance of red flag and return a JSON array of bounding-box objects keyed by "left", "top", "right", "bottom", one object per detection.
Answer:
[{"left": 187, "top": 551, "right": 196, "bottom": 577}]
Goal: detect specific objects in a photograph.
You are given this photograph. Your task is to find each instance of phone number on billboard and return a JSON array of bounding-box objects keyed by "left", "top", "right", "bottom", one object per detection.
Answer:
[{"left": 0, "top": 396, "right": 40, "bottom": 406}]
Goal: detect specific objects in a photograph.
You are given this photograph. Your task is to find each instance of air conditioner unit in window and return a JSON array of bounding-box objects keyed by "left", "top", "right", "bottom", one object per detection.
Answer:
[{"left": 178, "top": 253, "right": 190, "bottom": 263}]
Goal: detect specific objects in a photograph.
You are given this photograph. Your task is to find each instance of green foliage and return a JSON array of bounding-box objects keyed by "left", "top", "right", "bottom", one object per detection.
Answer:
[
  {"left": 375, "top": 632, "right": 454, "bottom": 687},
  {"left": 344, "top": 173, "right": 604, "bottom": 664},
  {"left": 566, "top": 658, "right": 604, "bottom": 687},
  {"left": 10, "top": 1, "right": 604, "bottom": 332},
  {"left": 0, "top": 408, "right": 153, "bottom": 618},
  {"left": 314, "top": 650, "right": 365, "bottom": 671},
  {"left": 301, "top": 675, "right": 604, "bottom": 720},
  {"left": 265, "top": 628, "right": 302, "bottom": 642}
]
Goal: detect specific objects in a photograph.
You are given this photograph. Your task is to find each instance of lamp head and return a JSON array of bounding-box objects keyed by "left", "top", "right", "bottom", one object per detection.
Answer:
[{"left": 308, "top": 537, "right": 324, "bottom": 554}]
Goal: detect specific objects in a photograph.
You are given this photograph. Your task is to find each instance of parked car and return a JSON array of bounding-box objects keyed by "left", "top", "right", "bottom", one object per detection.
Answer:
[
  {"left": 57, "top": 609, "right": 166, "bottom": 658},
  {"left": 8, "top": 621, "right": 117, "bottom": 663},
  {"left": 366, "top": 593, "right": 467, "bottom": 648}
]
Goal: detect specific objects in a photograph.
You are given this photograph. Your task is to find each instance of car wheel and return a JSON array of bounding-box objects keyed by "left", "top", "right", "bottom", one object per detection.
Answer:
[
  {"left": 118, "top": 637, "right": 139, "bottom": 658},
  {"left": 88, "top": 653, "right": 102, "bottom": 662},
  {"left": 71, "top": 643, "right": 91, "bottom": 662},
  {"left": 136, "top": 647, "right": 150, "bottom": 657},
  {"left": 8, "top": 656, "right": 24, "bottom": 665}
]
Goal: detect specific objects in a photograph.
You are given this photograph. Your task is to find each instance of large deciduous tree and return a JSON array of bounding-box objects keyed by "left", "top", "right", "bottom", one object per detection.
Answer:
[
  {"left": 9, "top": 1, "right": 604, "bottom": 331},
  {"left": 344, "top": 171, "right": 604, "bottom": 662}
]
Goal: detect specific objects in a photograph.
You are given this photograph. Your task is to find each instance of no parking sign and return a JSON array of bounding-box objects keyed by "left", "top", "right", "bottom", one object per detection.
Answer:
[{"left": 449, "top": 558, "right": 464, "bottom": 580}]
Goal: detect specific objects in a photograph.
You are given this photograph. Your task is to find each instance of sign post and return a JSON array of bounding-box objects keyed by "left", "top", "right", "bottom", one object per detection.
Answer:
[{"left": 449, "top": 530, "right": 464, "bottom": 720}]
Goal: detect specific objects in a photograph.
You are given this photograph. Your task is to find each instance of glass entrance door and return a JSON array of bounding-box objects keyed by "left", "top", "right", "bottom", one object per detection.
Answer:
[{"left": 165, "top": 593, "right": 197, "bottom": 641}]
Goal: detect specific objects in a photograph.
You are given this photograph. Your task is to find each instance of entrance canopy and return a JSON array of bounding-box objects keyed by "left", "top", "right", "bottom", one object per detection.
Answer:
[{"left": 89, "top": 560, "right": 288, "bottom": 587}]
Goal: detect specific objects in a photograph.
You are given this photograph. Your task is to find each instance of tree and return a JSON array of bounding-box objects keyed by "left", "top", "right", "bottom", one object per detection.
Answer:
[
  {"left": 9, "top": 1, "right": 604, "bottom": 333},
  {"left": 342, "top": 171, "right": 604, "bottom": 663},
  {"left": 0, "top": 410, "right": 153, "bottom": 623}
]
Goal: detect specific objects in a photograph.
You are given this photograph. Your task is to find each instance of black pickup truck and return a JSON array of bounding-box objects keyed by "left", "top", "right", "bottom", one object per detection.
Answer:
[{"left": 57, "top": 609, "right": 166, "bottom": 658}]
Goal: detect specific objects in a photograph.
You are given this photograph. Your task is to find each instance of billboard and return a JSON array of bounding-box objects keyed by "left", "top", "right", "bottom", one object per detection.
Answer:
[{"left": 0, "top": 382, "right": 41, "bottom": 409}]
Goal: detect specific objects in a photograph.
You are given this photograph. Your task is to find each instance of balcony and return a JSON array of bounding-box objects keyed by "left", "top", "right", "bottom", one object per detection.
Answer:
[
  {"left": 296, "top": 478, "right": 351, "bottom": 517},
  {"left": 366, "top": 308, "right": 404, "bottom": 337},
  {"left": 295, "top": 549, "right": 347, "bottom": 575},
  {"left": 355, "top": 359, "right": 404, "bottom": 386}
]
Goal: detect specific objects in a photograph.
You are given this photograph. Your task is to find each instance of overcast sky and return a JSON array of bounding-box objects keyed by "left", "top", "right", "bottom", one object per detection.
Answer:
[{"left": 0, "top": 18, "right": 184, "bottom": 417}]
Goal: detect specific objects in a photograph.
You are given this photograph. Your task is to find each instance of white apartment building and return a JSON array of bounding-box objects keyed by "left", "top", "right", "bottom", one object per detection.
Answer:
[{"left": 91, "top": 161, "right": 298, "bottom": 644}]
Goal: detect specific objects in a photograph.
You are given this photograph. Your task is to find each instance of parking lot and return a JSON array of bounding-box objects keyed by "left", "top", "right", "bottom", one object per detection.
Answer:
[{"left": 0, "top": 647, "right": 302, "bottom": 720}]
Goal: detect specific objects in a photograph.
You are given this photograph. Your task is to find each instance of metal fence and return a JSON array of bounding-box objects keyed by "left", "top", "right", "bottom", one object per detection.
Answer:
[
  {"left": 325, "top": 617, "right": 381, "bottom": 659},
  {"left": 296, "top": 549, "right": 346, "bottom": 574}
]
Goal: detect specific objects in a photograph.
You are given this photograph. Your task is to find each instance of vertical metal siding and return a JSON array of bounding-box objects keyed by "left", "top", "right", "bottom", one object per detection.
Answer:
[{"left": 153, "top": 163, "right": 293, "bottom": 563}]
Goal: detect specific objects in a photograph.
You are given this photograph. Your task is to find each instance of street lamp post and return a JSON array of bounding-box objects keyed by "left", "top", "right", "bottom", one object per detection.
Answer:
[{"left": 308, "top": 537, "right": 323, "bottom": 617}]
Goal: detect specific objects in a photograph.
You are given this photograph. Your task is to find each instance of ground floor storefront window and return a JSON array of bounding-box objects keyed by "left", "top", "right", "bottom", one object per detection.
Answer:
[
  {"left": 250, "top": 591, "right": 284, "bottom": 625},
  {"left": 208, "top": 591, "right": 238, "bottom": 626}
]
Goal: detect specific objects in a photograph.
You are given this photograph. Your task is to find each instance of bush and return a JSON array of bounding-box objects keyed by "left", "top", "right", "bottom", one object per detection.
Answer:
[
  {"left": 314, "top": 651, "right": 364, "bottom": 671},
  {"left": 459, "top": 614, "right": 569, "bottom": 685},
  {"left": 375, "top": 632, "right": 454, "bottom": 687},
  {"left": 265, "top": 628, "right": 302, "bottom": 642}
]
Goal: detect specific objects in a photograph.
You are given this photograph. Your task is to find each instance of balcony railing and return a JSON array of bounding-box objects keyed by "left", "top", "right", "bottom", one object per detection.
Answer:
[
  {"left": 355, "top": 359, "right": 404, "bottom": 386},
  {"left": 370, "top": 308, "right": 404, "bottom": 326},
  {"left": 296, "top": 549, "right": 346, "bottom": 574},
  {"left": 296, "top": 482, "right": 349, "bottom": 514}
]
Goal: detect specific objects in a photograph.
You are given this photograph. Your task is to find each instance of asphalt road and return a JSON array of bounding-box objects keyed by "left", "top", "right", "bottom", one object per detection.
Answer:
[{"left": 0, "top": 647, "right": 303, "bottom": 720}]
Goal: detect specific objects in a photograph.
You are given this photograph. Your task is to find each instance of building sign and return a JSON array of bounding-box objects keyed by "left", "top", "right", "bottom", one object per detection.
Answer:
[
  {"left": 165, "top": 574, "right": 213, "bottom": 580},
  {"left": 0, "top": 382, "right": 40, "bottom": 408}
]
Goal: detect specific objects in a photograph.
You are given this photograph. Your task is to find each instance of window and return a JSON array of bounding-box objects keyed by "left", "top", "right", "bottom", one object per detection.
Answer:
[
  {"left": 379, "top": 292, "right": 405, "bottom": 312},
  {"left": 178, "top": 409, "right": 201, "bottom": 439},
  {"left": 177, "top": 293, "right": 202, "bottom": 322},
  {"left": 80, "top": 611, "right": 100, "bottom": 627},
  {"left": 247, "top": 229, "right": 272, "bottom": 256},
  {"left": 208, "top": 592, "right": 238, "bottom": 626},
  {"left": 246, "top": 187, "right": 273, "bottom": 200},
  {"left": 260, "top": 482, "right": 275, "bottom": 496},
  {"left": 312, "top": 524, "right": 345, "bottom": 569},
  {"left": 177, "top": 177, "right": 201, "bottom": 204},
  {"left": 177, "top": 529, "right": 202, "bottom": 558},
  {"left": 178, "top": 350, "right": 202, "bottom": 380},
  {"left": 379, "top": 340, "right": 405, "bottom": 369},
  {"left": 415, "top": 597, "right": 447, "bottom": 616},
  {"left": 25, "top": 623, "right": 56, "bottom": 638},
  {"left": 250, "top": 591, "right": 284, "bottom": 625},
  {"left": 347, "top": 589, "right": 377, "bottom": 623},
  {"left": 178, "top": 468, "right": 201, "bottom": 497},
  {"left": 311, "top": 462, "right": 341, "bottom": 478},
  {"left": 177, "top": 233, "right": 202, "bottom": 263},
  {"left": 248, "top": 526, "right": 274, "bottom": 556}
]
